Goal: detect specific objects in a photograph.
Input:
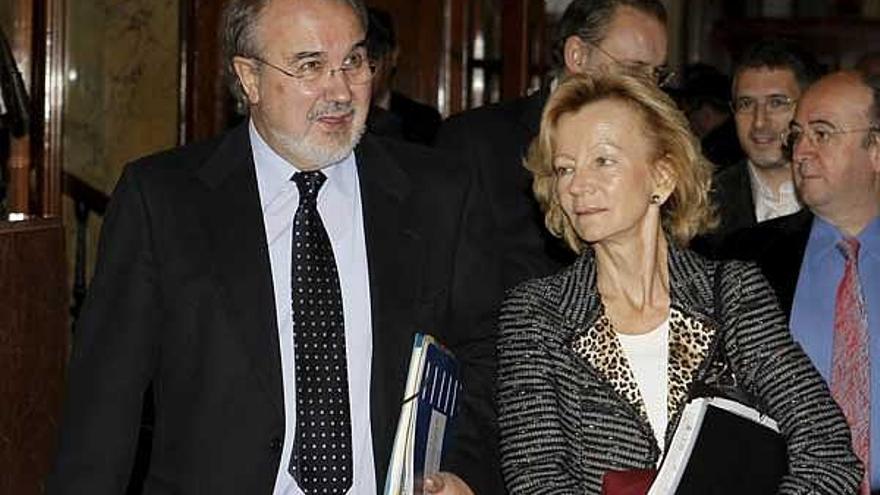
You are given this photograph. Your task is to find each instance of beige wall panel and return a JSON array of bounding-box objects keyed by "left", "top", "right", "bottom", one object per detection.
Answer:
[{"left": 64, "top": 0, "right": 179, "bottom": 195}]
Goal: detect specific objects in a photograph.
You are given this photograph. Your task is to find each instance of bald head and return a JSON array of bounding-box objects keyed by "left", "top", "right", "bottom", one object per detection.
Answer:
[
  {"left": 557, "top": 1, "right": 668, "bottom": 86},
  {"left": 791, "top": 70, "right": 880, "bottom": 235}
]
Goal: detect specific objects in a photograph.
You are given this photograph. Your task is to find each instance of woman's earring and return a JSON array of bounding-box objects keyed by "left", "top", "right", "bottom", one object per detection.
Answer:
[{"left": 650, "top": 193, "right": 661, "bottom": 204}]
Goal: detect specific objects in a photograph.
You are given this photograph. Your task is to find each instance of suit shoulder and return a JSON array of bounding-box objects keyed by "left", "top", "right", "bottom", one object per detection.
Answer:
[
  {"left": 711, "top": 161, "right": 748, "bottom": 196},
  {"left": 127, "top": 130, "right": 229, "bottom": 175},
  {"left": 390, "top": 92, "right": 441, "bottom": 121},
  {"left": 726, "top": 210, "right": 809, "bottom": 245},
  {"left": 436, "top": 97, "right": 529, "bottom": 142},
  {"left": 504, "top": 264, "right": 569, "bottom": 307},
  {"left": 713, "top": 160, "right": 747, "bottom": 185},
  {"left": 359, "top": 134, "right": 470, "bottom": 202},
  {"left": 366, "top": 133, "right": 463, "bottom": 174}
]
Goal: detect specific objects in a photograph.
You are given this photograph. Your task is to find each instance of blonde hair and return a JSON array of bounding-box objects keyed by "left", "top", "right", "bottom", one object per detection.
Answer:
[{"left": 526, "top": 72, "right": 717, "bottom": 252}]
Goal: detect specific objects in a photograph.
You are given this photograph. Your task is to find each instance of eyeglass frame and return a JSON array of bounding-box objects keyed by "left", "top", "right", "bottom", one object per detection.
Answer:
[
  {"left": 785, "top": 121, "right": 880, "bottom": 150},
  {"left": 730, "top": 95, "right": 797, "bottom": 116},
  {"left": 244, "top": 45, "right": 374, "bottom": 88},
  {"left": 582, "top": 40, "right": 675, "bottom": 87}
]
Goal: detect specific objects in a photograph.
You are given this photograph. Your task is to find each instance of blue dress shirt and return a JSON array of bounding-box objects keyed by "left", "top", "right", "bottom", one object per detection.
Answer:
[{"left": 790, "top": 215, "right": 880, "bottom": 490}]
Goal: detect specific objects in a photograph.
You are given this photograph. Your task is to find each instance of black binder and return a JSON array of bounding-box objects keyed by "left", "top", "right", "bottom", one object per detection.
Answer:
[{"left": 649, "top": 397, "right": 787, "bottom": 495}]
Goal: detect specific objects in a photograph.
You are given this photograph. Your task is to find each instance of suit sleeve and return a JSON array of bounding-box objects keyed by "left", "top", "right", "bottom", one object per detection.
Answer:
[
  {"left": 440, "top": 157, "right": 507, "bottom": 494},
  {"left": 495, "top": 285, "right": 581, "bottom": 495},
  {"left": 721, "top": 261, "right": 863, "bottom": 494},
  {"left": 47, "top": 164, "right": 161, "bottom": 494}
]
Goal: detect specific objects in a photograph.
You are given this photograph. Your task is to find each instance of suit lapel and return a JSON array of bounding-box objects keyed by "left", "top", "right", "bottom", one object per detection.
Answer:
[
  {"left": 355, "top": 136, "right": 424, "bottom": 484},
  {"left": 762, "top": 210, "right": 812, "bottom": 314},
  {"left": 733, "top": 162, "right": 757, "bottom": 226},
  {"left": 518, "top": 88, "right": 549, "bottom": 137},
  {"left": 194, "top": 124, "right": 283, "bottom": 417}
]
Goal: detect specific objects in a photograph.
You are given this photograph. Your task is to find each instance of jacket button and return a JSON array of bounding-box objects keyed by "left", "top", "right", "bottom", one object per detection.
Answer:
[{"left": 269, "top": 437, "right": 282, "bottom": 451}]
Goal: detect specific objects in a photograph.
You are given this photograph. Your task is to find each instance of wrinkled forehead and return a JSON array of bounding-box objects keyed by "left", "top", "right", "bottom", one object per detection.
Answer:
[
  {"left": 256, "top": 0, "right": 365, "bottom": 57},
  {"left": 600, "top": 6, "right": 668, "bottom": 67},
  {"left": 733, "top": 66, "right": 800, "bottom": 96},
  {"left": 795, "top": 75, "right": 872, "bottom": 125},
  {"left": 553, "top": 97, "right": 653, "bottom": 151}
]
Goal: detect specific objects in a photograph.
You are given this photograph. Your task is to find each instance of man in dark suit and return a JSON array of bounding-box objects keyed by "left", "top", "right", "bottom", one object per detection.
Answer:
[
  {"left": 46, "top": 0, "right": 499, "bottom": 494},
  {"left": 724, "top": 70, "right": 880, "bottom": 493},
  {"left": 364, "top": 7, "right": 442, "bottom": 145},
  {"left": 709, "top": 40, "right": 821, "bottom": 240},
  {"left": 435, "top": 0, "right": 669, "bottom": 290}
]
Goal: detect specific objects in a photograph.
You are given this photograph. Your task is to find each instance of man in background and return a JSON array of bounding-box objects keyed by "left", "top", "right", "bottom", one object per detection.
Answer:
[
  {"left": 676, "top": 63, "right": 744, "bottom": 170},
  {"left": 436, "top": 0, "right": 669, "bottom": 289},
  {"left": 364, "top": 7, "right": 442, "bottom": 145},
  {"left": 708, "top": 39, "right": 821, "bottom": 242},
  {"left": 724, "top": 70, "right": 879, "bottom": 493}
]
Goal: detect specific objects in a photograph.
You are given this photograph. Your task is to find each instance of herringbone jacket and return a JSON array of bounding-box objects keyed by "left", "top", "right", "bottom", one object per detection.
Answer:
[{"left": 497, "top": 246, "right": 862, "bottom": 494}]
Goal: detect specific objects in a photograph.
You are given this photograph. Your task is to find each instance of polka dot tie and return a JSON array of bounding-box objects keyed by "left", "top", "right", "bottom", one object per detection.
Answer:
[{"left": 288, "top": 171, "right": 352, "bottom": 494}]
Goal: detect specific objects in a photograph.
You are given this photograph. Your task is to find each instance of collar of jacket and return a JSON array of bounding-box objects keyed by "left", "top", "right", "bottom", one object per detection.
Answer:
[{"left": 557, "top": 241, "right": 717, "bottom": 330}]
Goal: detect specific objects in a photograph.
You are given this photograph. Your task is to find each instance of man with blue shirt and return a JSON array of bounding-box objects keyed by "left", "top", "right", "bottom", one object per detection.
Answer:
[
  {"left": 723, "top": 70, "right": 878, "bottom": 493},
  {"left": 46, "top": 0, "right": 500, "bottom": 494}
]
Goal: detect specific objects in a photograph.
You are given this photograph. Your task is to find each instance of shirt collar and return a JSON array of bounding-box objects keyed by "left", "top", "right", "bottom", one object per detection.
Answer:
[
  {"left": 249, "top": 119, "right": 357, "bottom": 209},
  {"left": 858, "top": 215, "right": 880, "bottom": 263},
  {"left": 808, "top": 214, "right": 880, "bottom": 264},
  {"left": 746, "top": 160, "right": 795, "bottom": 201}
]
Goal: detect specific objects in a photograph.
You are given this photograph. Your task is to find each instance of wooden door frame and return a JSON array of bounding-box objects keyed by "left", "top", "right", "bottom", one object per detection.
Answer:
[{"left": 6, "top": 0, "right": 64, "bottom": 218}]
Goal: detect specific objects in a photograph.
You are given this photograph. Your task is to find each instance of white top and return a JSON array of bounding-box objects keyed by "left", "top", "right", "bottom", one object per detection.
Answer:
[
  {"left": 250, "top": 121, "right": 376, "bottom": 495},
  {"left": 747, "top": 161, "right": 801, "bottom": 223},
  {"left": 616, "top": 318, "right": 670, "bottom": 452}
]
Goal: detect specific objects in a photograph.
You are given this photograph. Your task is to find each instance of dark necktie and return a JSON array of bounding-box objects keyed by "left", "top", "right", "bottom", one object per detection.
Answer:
[
  {"left": 830, "top": 237, "right": 870, "bottom": 495},
  {"left": 288, "top": 171, "right": 352, "bottom": 494}
]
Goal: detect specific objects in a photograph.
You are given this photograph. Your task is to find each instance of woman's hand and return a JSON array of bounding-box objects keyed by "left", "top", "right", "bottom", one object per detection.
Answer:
[{"left": 423, "top": 472, "right": 475, "bottom": 495}]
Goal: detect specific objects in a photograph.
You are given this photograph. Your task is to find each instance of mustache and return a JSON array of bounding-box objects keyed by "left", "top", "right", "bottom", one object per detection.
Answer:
[{"left": 308, "top": 101, "right": 355, "bottom": 121}]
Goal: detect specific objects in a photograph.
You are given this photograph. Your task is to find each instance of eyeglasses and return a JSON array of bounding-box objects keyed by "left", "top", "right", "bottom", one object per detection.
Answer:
[
  {"left": 785, "top": 122, "right": 879, "bottom": 150},
  {"left": 249, "top": 48, "right": 373, "bottom": 89},
  {"left": 731, "top": 95, "right": 796, "bottom": 116},
  {"left": 584, "top": 41, "right": 675, "bottom": 87}
]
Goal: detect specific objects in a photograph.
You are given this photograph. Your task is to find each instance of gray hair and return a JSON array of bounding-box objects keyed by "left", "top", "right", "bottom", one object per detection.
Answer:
[{"left": 221, "top": 0, "right": 368, "bottom": 112}]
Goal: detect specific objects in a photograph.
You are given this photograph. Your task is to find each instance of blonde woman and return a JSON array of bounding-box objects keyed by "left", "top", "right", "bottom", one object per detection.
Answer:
[{"left": 496, "top": 72, "right": 861, "bottom": 494}]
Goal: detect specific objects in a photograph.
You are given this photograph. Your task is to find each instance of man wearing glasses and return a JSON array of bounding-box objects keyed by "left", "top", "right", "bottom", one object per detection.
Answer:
[
  {"left": 708, "top": 40, "right": 821, "bottom": 241},
  {"left": 724, "top": 70, "right": 880, "bottom": 494},
  {"left": 435, "top": 0, "right": 669, "bottom": 290},
  {"left": 47, "top": 0, "right": 498, "bottom": 494}
]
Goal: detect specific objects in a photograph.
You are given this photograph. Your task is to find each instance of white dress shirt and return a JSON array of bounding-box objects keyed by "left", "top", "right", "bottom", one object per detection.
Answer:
[
  {"left": 747, "top": 161, "right": 801, "bottom": 223},
  {"left": 248, "top": 122, "right": 376, "bottom": 495}
]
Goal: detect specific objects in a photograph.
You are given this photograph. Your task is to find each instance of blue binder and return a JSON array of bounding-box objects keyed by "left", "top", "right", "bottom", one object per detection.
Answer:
[{"left": 384, "top": 333, "right": 462, "bottom": 495}]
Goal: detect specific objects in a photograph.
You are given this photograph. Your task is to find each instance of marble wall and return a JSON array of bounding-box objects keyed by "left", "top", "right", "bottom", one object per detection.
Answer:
[
  {"left": 63, "top": 0, "right": 180, "bottom": 195},
  {"left": 62, "top": 0, "right": 180, "bottom": 287}
]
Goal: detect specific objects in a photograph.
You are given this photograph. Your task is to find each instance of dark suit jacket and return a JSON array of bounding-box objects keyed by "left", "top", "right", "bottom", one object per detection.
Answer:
[
  {"left": 692, "top": 160, "right": 757, "bottom": 258},
  {"left": 701, "top": 117, "right": 745, "bottom": 171},
  {"left": 713, "top": 159, "right": 757, "bottom": 235},
  {"left": 47, "top": 124, "right": 502, "bottom": 494},
  {"left": 719, "top": 209, "right": 813, "bottom": 315},
  {"left": 366, "top": 92, "right": 443, "bottom": 146},
  {"left": 435, "top": 89, "right": 575, "bottom": 291}
]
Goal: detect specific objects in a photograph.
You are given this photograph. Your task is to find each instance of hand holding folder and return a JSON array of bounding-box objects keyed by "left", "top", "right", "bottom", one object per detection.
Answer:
[{"left": 385, "top": 334, "right": 463, "bottom": 495}]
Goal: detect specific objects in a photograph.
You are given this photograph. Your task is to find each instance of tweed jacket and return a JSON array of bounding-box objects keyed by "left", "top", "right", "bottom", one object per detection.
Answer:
[{"left": 497, "top": 245, "right": 862, "bottom": 494}]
